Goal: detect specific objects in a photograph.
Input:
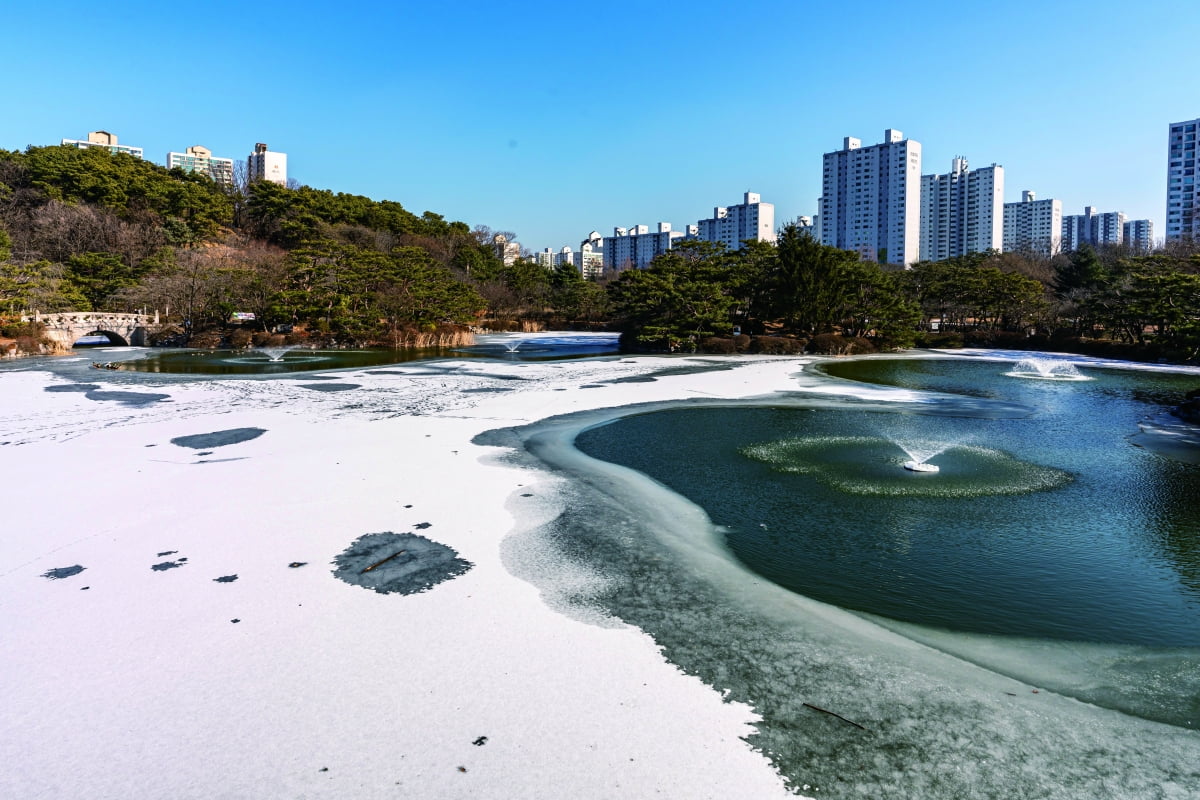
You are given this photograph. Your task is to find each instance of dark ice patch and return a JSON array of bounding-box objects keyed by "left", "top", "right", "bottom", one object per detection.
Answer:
[
  {"left": 86, "top": 390, "right": 170, "bottom": 406},
  {"left": 151, "top": 560, "right": 185, "bottom": 571},
  {"left": 157, "top": 550, "right": 178, "bottom": 557},
  {"left": 332, "top": 532, "right": 472, "bottom": 595},
  {"left": 171, "top": 428, "right": 266, "bottom": 449},
  {"left": 45, "top": 383, "right": 100, "bottom": 393},
  {"left": 43, "top": 565, "right": 85, "bottom": 580},
  {"left": 413, "top": 522, "right": 432, "bottom": 529},
  {"left": 213, "top": 575, "right": 238, "bottom": 583},
  {"left": 579, "top": 384, "right": 605, "bottom": 389},
  {"left": 298, "top": 383, "right": 360, "bottom": 392}
]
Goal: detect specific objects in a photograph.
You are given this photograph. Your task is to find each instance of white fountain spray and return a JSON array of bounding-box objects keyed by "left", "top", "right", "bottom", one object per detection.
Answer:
[
  {"left": 256, "top": 344, "right": 300, "bottom": 362},
  {"left": 1005, "top": 357, "right": 1092, "bottom": 381}
]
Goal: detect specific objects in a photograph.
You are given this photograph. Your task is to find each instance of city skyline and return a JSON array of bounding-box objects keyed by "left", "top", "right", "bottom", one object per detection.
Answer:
[{"left": 2, "top": 0, "right": 1192, "bottom": 251}]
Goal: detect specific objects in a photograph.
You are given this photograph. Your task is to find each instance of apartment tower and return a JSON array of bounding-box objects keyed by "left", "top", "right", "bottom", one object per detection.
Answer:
[
  {"left": 1166, "top": 118, "right": 1199, "bottom": 241},
  {"left": 167, "top": 145, "right": 234, "bottom": 185},
  {"left": 1062, "top": 206, "right": 1126, "bottom": 252},
  {"left": 918, "top": 157, "right": 1004, "bottom": 262},
  {"left": 1002, "top": 191, "right": 1063, "bottom": 256},
  {"left": 247, "top": 142, "right": 287, "bottom": 185},
  {"left": 818, "top": 129, "right": 922, "bottom": 267},
  {"left": 695, "top": 192, "right": 777, "bottom": 249}
]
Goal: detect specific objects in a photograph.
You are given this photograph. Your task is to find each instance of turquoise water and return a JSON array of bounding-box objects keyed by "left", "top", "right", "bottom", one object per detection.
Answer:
[{"left": 575, "top": 358, "right": 1200, "bottom": 646}]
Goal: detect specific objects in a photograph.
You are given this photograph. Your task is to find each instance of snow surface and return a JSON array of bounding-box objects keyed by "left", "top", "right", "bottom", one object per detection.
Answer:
[{"left": 1, "top": 345, "right": 809, "bottom": 800}]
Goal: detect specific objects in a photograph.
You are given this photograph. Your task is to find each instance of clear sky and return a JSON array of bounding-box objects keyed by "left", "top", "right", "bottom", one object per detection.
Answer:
[{"left": 2, "top": 0, "right": 1194, "bottom": 252}]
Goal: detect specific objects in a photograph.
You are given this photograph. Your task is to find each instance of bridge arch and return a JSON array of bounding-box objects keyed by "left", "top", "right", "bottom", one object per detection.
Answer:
[
  {"left": 74, "top": 329, "right": 131, "bottom": 347},
  {"left": 22, "top": 311, "right": 156, "bottom": 353}
]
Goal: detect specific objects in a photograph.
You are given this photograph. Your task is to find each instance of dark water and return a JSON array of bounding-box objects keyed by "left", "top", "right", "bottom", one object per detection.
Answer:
[
  {"left": 108, "top": 334, "right": 620, "bottom": 375},
  {"left": 114, "top": 347, "right": 464, "bottom": 375},
  {"left": 576, "top": 358, "right": 1200, "bottom": 646}
]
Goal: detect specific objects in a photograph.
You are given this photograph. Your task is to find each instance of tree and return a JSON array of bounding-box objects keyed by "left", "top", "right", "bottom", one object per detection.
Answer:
[
  {"left": 763, "top": 223, "right": 872, "bottom": 335},
  {"left": 608, "top": 245, "right": 742, "bottom": 350}
]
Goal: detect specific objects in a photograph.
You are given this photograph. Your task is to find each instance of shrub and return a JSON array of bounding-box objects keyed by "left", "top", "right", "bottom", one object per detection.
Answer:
[
  {"left": 749, "top": 336, "right": 806, "bottom": 355},
  {"left": 808, "top": 333, "right": 874, "bottom": 355},
  {"left": 14, "top": 335, "right": 46, "bottom": 354},
  {"left": 733, "top": 334, "right": 752, "bottom": 352},
  {"left": 698, "top": 337, "right": 736, "bottom": 354},
  {"left": 1, "top": 321, "right": 45, "bottom": 339},
  {"left": 228, "top": 329, "right": 254, "bottom": 349},
  {"left": 914, "top": 331, "right": 964, "bottom": 349}
]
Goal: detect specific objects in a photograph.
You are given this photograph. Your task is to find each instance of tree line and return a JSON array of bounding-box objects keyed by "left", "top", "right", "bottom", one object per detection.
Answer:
[
  {"left": 3, "top": 144, "right": 1199, "bottom": 362},
  {"left": 605, "top": 224, "right": 1200, "bottom": 361}
]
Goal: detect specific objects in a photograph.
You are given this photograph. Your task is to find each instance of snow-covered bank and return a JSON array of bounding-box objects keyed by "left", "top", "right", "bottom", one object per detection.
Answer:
[{"left": 1, "top": 347, "right": 808, "bottom": 800}]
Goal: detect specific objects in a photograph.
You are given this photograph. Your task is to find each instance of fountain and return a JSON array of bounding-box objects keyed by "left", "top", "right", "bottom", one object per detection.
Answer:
[
  {"left": 894, "top": 438, "right": 953, "bottom": 473},
  {"left": 503, "top": 340, "right": 522, "bottom": 353},
  {"left": 255, "top": 344, "right": 300, "bottom": 361},
  {"left": 1005, "top": 357, "right": 1092, "bottom": 381}
]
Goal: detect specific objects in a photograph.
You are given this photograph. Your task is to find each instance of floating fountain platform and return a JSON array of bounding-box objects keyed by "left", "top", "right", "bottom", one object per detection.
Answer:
[{"left": 903, "top": 460, "right": 940, "bottom": 473}]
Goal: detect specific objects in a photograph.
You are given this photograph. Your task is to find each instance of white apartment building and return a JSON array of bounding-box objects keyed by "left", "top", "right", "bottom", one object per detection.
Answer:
[
  {"left": 1123, "top": 219, "right": 1155, "bottom": 252},
  {"left": 1062, "top": 206, "right": 1126, "bottom": 251},
  {"left": 818, "top": 129, "right": 922, "bottom": 267},
  {"left": 578, "top": 232, "right": 604, "bottom": 278},
  {"left": 554, "top": 246, "right": 575, "bottom": 268},
  {"left": 603, "top": 223, "right": 685, "bottom": 271},
  {"left": 918, "top": 157, "right": 1004, "bottom": 262},
  {"left": 1166, "top": 118, "right": 1199, "bottom": 241},
  {"left": 167, "top": 145, "right": 234, "bottom": 185},
  {"left": 534, "top": 248, "right": 556, "bottom": 269},
  {"left": 61, "top": 130, "right": 143, "bottom": 159},
  {"left": 695, "top": 192, "right": 777, "bottom": 249},
  {"left": 492, "top": 234, "right": 521, "bottom": 266},
  {"left": 247, "top": 142, "right": 287, "bottom": 185},
  {"left": 1003, "top": 190, "right": 1062, "bottom": 256}
]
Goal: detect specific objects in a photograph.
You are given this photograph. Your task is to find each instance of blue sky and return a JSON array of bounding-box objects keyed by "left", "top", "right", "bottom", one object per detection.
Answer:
[{"left": 2, "top": 0, "right": 1194, "bottom": 252}]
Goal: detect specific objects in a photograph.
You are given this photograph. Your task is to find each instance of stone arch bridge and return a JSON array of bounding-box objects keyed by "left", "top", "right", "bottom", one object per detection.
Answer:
[{"left": 23, "top": 311, "right": 159, "bottom": 353}]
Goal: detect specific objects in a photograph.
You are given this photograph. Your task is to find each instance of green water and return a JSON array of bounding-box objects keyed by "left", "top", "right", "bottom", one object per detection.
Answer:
[{"left": 575, "top": 358, "right": 1200, "bottom": 646}]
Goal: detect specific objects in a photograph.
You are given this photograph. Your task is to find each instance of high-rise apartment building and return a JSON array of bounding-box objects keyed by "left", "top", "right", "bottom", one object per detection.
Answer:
[
  {"left": 492, "top": 234, "right": 521, "bottom": 266},
  {"left": 577, "top": 232, "right": 605, "bottom": 278},
  {"left": 1002, "top": 190, "right": 1062, "bottom": 256},
  {"left": 534, "top": 248, "right": 556, "bottom": 269},
  {"left": 603, "top": 223, "right": 685, "bottom": 271},
  {"left": 247, "top": 142, "right": 287, "bottom": 185},
  {"left": 167, "top": 145, "right": 234, "bottom": 185},
  {"left": 1166, "top": 118, "right": 1199, "bottom": 241},
  {"left": 61, "top": 130, "right": 143, "bottom": 159},
  {"left": 1123, "top": 219, "right": 1155, "bottom": 252},
  {"left": 918, "top": 157, "right": 1004, "bottom": 262},
  {"left": 1062, "top": 206, "right": 1126, "bottom": 251},
  {"left": 695, "top": 192, "right": 776, "bottom": 249},
  {"left": 818, "top": 129, "right": 922, "bottom": 267}
]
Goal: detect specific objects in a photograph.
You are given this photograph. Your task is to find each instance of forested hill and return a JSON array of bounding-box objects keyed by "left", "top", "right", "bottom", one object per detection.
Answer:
[{"left": 0, "top": 143, "right": 536, "bottom": 344}]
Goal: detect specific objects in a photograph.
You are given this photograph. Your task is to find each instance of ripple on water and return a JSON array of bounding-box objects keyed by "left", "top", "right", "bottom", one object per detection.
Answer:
[{"left": 741, "top": 436, "right": 1073, "bottom": 497}]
